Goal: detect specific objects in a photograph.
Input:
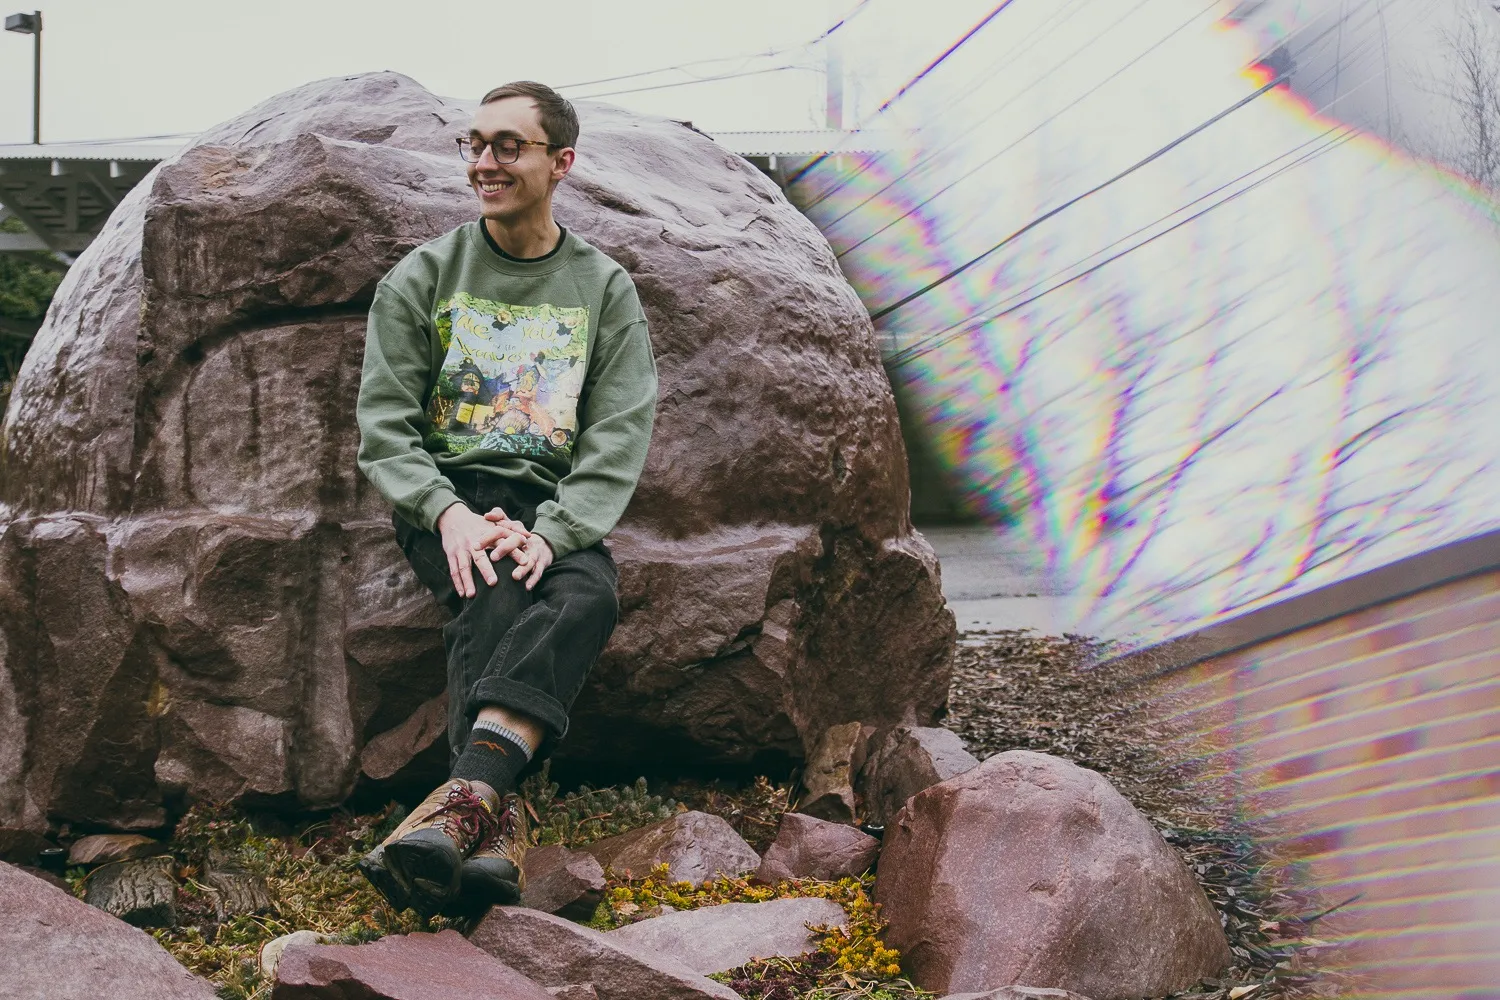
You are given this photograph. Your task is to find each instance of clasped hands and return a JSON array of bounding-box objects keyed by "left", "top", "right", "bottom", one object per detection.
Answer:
[{"left": 437, "top": 503, "right": 554, "bottom": 598}]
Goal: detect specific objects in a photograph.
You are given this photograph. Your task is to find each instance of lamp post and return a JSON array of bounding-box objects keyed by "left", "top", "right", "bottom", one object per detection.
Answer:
[{"left": 5, "top": 10, "right": 41, "bottom": 144}]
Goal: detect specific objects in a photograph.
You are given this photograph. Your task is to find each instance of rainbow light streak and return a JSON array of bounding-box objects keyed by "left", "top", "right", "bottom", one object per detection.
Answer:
[
  {"left": 789, "top": 1, "right": 1500, "bottom": 994},
  {"left": 795, "top": 0, "right": 1500, "bottom": 648}
]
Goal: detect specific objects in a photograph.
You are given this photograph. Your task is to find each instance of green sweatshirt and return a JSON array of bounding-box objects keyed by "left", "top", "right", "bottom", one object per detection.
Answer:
[{"left": 357, "top": 222, "right": 657, "bottom": 558}]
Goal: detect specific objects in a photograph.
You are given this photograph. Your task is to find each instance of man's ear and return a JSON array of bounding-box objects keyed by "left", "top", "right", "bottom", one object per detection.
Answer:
[{"left": 551, "top": 147, "right": 576, "bottom": 184}]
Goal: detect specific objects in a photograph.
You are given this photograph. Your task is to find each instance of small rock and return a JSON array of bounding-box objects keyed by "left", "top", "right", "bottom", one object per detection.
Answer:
[
  {"left": 274, "top": 928, "right": 553, "bottom": 999},
  {"left": 84, "top": 856, "right": 178, "bottom": 928},
  {"left": 579, "top": 811, "right": 759, "bottom": 885},
  {"left": 876, "top": 750, "right": 1231, "bottom": 998},
  {"left": 204, "top": 852, "right": 274, "bottom": 920},
  {"left": 607, "top": 897, "right": 848, "bottom": 975},
  {"left": 469, "top": 905, "right": 740, "bottom": 1000},
  {"left": 521, "top": 844, "right": 607, "bottom": 920},
  {"left": 67, "top": 834, "right": 163, "bottom": 867},
  {"left": 0, "top": 828, "right": 58, "bottom": 865},
  {"left": 0, "top": 861, "right": 217, "bottom": 999},
  {"left": 258, "top": 929, "right": 333, "bottom": 979},
  {"left": 548, "top": 988, "right": 599, "bottom": 1000},
  {"left": 754, "top": 812, "right": 879, "bottom": 883},
  {"left": 360, "top": 692, "right": 448, "bottom": 782},
  {"left": 942, "top": 990, "right": 1094, "bottom": 1000},
  {"left": 797, "top": 722, "right": 868, "bottom": 824},
  {"left": 860, "top": 725, "right": 979, "bottom": 826}
]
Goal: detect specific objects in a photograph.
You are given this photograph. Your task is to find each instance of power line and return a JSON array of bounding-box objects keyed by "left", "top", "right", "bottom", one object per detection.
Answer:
[
  {"left": 885, "top": 125, "right": 1357, "bottom": 370},
  {"left": 869, "top": 0, "right": 1019, "bottom": 118},
  {"left": 569, "top": 64, "right": 816, "bottom": 101},
  {"left": 796, "top": 0, "right": 1099, "bottom": 204},
  {"left": 559, "top": 0, "right": 872, "bottom": 100},
  {"left": 828, "top": 0, "right": 1221, "bottom": 255},
  {"left": 867, "top": 73, "right": 1287, "bottom": 324}
]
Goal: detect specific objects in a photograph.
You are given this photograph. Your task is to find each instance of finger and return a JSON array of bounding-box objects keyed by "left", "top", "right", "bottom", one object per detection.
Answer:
[
  {"left": 447, "top": 545, "right": 465, "bottom": 598},
  {"left": 489, "top": 533, "right": 526, "bottom": 562},
  {"left": 483, "top": 507, "right": 509, "bottom": 522},
  {"left": 473, "top": 547, "right": 499, "bottom": 587},
  {"left": 455, "top": 547, "right": 476, "bottom": 599},
  {"left": 526, "top": 554, "right": 547, "bottom": 591}
]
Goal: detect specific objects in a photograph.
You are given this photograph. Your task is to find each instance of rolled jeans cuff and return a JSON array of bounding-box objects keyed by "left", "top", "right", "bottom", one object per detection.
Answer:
[{"left": 468, "top": 675, "right": 571, "bottom": 742}]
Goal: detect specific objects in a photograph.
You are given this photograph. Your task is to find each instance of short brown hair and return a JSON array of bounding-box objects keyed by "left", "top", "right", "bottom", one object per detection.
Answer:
[{"left": 481, "top": 81, "right": 579, "bottom": 149}]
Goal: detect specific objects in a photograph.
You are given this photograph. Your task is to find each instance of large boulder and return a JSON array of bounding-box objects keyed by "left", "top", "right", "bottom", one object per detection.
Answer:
[
  {"left": 0, "top": 861, "right": 217, "bottom": 1000},
  {"left": 0, "top": 71, "right": 953, "bottom": 831},
  {"left": 875, "top": 751, "right": 1230, "bottom": 998}
]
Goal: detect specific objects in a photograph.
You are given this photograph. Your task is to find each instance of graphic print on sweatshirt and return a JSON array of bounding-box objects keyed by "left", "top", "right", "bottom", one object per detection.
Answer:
[{"left": 425, "top": 292, "right": 590, "bottom": 460}]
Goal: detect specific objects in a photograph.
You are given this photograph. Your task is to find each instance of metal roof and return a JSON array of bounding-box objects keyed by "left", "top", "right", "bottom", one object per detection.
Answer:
[{"left": 0, "top": 141, "right": 183, "bottom": 162}]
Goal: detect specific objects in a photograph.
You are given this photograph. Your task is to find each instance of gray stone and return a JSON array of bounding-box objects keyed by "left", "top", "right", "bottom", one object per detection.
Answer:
[
  {"left": 84, "top": 856, "right": 177, "bottom": 928},
  {"left": 607, "top": 897, "right": 847, "bottom": 975},
  {"left": 274, "top": 928, "right": 552, "bottom": 999},
  {"left": 258, "top": 930, "right": 333, "bottom": 980},
  {"left": 67, "top": 833, "right": 163, "bottom": 866},
  {"left": 548, "top": 988, "right": 599, "bottom": 1000},
  {"left": 580, "top": 811, "right": 759, "bottom": 884},
  {"left": 521, "top": 843, "right": 607, "bottom": 920},
  {"left": 469, "top": 905, "right": 740, "bottom": 1000},
  {"left": 942, "top": 990, "right": 1094, "bottom": 1000},
  {"left": 0, "top": 861, "right": 216, "bottom": 999},
  {"left": 754, "top": 812, "right": 879, "bottom": 883},
  {"left": 797, "top": 722, "right": 869, "bottom": 824},
  {"left": 862, "top": 725, "right": 980, "bottom": 827},
  {"left": 876, "top": 751, "right": 1231, "bottom": 998}
]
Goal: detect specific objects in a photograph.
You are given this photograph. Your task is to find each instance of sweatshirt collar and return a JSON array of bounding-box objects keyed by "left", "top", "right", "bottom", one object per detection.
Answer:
[{"left": 471, "top": 220, "right": 577, "bottom": 276}]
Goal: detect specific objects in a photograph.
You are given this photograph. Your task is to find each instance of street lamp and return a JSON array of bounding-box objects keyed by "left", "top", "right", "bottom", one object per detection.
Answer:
[{"left": 5, "top": 10, "right": 41, "bottom": 145}]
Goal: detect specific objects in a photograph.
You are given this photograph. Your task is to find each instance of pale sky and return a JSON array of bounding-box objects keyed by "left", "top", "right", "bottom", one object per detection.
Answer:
[{"left": 0, "top": 0, "right": 870, "bottom": 144}]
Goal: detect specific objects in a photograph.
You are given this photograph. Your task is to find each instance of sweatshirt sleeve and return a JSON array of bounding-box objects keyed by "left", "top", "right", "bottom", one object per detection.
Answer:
[
  {"left": 531, "top": 279, "right": 657, "bottom": 559},
  {"left": 356, "top": 279, "right": 463, "bottom": 532}
]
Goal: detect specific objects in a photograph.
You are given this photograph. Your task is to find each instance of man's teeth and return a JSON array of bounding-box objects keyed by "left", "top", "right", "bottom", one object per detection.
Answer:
[{"left": 479, "top": 181, "right": 512, "bottom": 193}]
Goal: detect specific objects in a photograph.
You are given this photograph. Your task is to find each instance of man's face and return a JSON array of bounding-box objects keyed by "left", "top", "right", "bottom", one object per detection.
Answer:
[{"left": 466, "top": 97, "right": 574, "bottom": 222}]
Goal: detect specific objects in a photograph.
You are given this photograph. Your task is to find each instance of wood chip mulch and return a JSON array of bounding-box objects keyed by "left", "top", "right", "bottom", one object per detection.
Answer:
[{"left": 944, "top": 630, "right": 1361, "bottom": 1000}]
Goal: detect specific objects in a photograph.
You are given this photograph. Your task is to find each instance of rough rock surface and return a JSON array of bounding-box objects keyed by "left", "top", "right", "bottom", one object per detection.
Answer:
[
  {"left": 0, "top": 861, "right": 217, "bottom": 999},
  {"left": 580, "top": 810, "right": 759, "bottom": 883},
  {"left": 608, "top": 897, "right": 847, "bottom": 975},
  {"left": 274, "top": 929, "right": 553, "bottom": 1000},
  {"left": 521, "top": 843, "right": 607, "bottom": 919},
  {"left": 470, "top": 905, "right": 740, "bottom": 1000},
  {"left": 941, "top": 990, "right": 1093, "bottom": 1000},
  {"left": 875, "top": 751, "right": 1231, "bottom": 998},
  {"left": 549, "top": 988, "right": 599, "bottom": 1000},
  {"left": 754, "top": 811, "right": 879, "bottom": 883},
  {"left": 0, "top": 71, "right": 953, "bottom": 831},
  {"left": 797, "top": 722, "right": 869, "bottom": 823},
  {"left": 67, "top": 833, "right": 162, "bottom": 866},
  {"left": 861, "top": 725, "right": 980, "bottom": 826},
  {"left": 84, "top": 856, "right": 178, "bottom": 927}
]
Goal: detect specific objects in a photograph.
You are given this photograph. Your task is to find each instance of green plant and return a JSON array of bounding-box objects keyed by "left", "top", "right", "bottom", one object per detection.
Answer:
[{"left": 520, "top": 763, "right": 679, "bottom": 847}]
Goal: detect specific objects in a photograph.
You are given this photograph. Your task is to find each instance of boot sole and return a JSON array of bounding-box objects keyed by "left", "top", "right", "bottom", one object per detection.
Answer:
[
  {"left": 357, "top": 847, "right": 413, "bottom": 913},
  {"left": 461, "top": 856, "right": 522, "bottom": 909},
  {"left": 383, "top": 830, "right": 463, "bottom": 915}
]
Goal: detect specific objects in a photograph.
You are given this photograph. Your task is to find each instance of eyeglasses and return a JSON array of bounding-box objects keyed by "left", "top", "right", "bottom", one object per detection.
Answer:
[{"left": 457, "top": 134, "right": 558, "bottom": 164}]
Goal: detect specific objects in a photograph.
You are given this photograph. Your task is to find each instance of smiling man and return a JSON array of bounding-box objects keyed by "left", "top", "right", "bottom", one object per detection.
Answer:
[{"left": 354, "top": 81, "right": 657, "bottom": 915}]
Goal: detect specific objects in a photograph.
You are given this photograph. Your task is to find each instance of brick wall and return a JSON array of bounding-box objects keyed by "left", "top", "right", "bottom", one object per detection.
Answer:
[{"left": 1138, "top": 567, "right": 1500, "bottom": 998}]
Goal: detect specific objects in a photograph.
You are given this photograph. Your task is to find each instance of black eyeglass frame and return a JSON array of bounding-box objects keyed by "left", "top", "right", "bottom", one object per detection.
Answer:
[{"left": 456, "top": 134, "right": 560, "bottom": 164}]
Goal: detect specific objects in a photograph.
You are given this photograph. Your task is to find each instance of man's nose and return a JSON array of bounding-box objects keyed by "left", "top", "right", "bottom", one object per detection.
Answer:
[{"left": 477, "top": 143, "right": 503, "bottom": 170}]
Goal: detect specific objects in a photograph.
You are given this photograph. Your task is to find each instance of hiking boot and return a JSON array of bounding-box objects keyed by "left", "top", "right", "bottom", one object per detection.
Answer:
[
  {"left": 356, "top": 842, "right": 412, "bottom": 914},
  {"left": 368, "top": 779, "right": 501, "bottom": 915},
  {"left": 458, "top": 792, "right": 530, "bottom": 911}
]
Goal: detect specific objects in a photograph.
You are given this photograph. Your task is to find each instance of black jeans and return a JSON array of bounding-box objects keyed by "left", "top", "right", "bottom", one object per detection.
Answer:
[{"left": 393, "top": 471, "right": 619, "bottom": 770}]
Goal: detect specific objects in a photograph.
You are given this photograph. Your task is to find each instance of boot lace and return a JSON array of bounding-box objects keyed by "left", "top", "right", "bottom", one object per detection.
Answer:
[{"left": 427, "top": 784, "right": 500, "bottom": 849}]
